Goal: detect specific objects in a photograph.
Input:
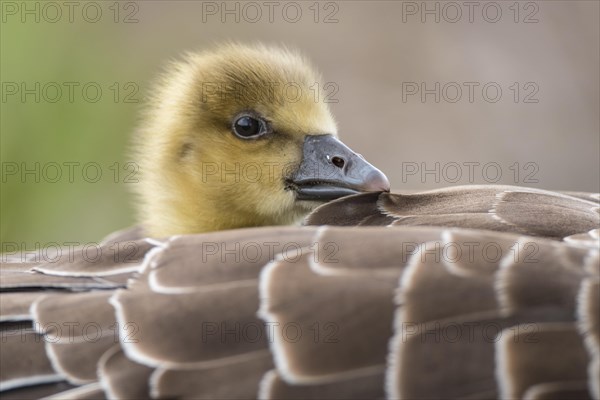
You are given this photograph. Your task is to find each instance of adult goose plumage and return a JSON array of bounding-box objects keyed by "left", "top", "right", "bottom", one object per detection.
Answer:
[{"left": 1, "top": 44, "right": 599, "bottom": 399}]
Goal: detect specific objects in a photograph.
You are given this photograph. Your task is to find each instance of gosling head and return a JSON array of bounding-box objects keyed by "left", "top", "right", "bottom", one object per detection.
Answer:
[{"left": 134, "top": 43, "right": 389, "bottom": 237}]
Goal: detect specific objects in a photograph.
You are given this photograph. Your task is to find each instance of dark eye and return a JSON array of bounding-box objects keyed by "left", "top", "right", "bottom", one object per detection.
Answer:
[{"left": 232, "top": 115, "right": 267, "bottom": 139}]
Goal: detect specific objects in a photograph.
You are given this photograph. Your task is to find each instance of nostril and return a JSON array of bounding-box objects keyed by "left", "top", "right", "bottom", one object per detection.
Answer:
[{"left": 331, "top": 156, "right": 345, "bottom": 169}]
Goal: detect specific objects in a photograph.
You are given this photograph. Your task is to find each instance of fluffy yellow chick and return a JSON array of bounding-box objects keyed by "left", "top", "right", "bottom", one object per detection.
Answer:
[{"left": 134, "top": 43, "right": 389, "bottom": 237}]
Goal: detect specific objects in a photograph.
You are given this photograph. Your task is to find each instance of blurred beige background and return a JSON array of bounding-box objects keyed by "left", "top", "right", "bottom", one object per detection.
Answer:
[{"left": 1, "top": 0, "right": 598, "bottom": 244}]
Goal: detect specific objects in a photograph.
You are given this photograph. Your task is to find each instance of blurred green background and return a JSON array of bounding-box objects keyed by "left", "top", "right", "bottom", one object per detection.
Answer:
[
  {"left": 1, "top": 1, "right": 599, "bottom": 246},
  {"left": 2, "top": 8, "right": 145, "bottom": 245}
]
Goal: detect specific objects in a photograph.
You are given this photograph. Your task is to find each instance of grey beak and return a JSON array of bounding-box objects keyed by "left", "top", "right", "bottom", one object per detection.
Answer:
[{"left": 290, "top": 135, "right": 390, "bottom": 201}]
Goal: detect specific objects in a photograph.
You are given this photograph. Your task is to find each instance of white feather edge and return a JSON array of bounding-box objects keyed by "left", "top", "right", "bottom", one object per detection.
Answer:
[
  {"left": 31, "top": 264, "right": 143, "bottom": 278},
  {"left": 439, "top": 229, "right": 486, "bottom": 278},
  {"left": 256, "top": 254, "right": 297, "bottom": 383},
  {"left": 96, "top": 344, "right": 123, "bottom": 400},
  {"left": 0, "top": 374, "right": 63, "bottom": 393},
  {"left": 384, "top": 242, "right": 431, "bottom": 399},
  {"left": 522, "top": 380, "right": 592, "bottom": 400},
  {"left": 494, "top": 324, "right": 518, "bottom": 399},
  {"left": 148, "top": 349, "right": 272, "bottom": 398},
  {"left": 576, "top": 277, "right": 600, "bottom": 400},
  {"left": 28, "top": 296, "right": 96, "bottom": 385},
  {"left": 257, "top": 369, "right": 279, "bottom": 400},
  {"left": 30, "top": 237, "right": 162, "bottom": 278},
  {"left": 256, "top": 365, "right": 385, "bottom": 400},
  {"left": 494, "top": 236, "right": 533, "bottom": 316},
  {"left": 29, "top": 295, "right": 117, "bottom": 345},
  {"left": 148, "top": 268, "right": 258, "bottom": 294},
  {"left": 307, "top": 226, "right": 383, "bottom": 277}
]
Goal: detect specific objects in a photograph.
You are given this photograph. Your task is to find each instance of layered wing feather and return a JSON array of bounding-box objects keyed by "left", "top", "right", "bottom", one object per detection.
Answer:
[
  {"left": 1, "top": 186, "right": 599, "bottom": 399},
  {"left": 305, "top": 185, "right": 600, "bottom": 240}
]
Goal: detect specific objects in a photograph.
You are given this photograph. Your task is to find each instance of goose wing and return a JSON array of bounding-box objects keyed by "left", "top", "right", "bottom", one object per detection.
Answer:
[
  {"left": 305, "top": 185, "right": 600, "bottom": 240},
  {"left": 1, "top": 186, "right": 599, "bottom": 399}
]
